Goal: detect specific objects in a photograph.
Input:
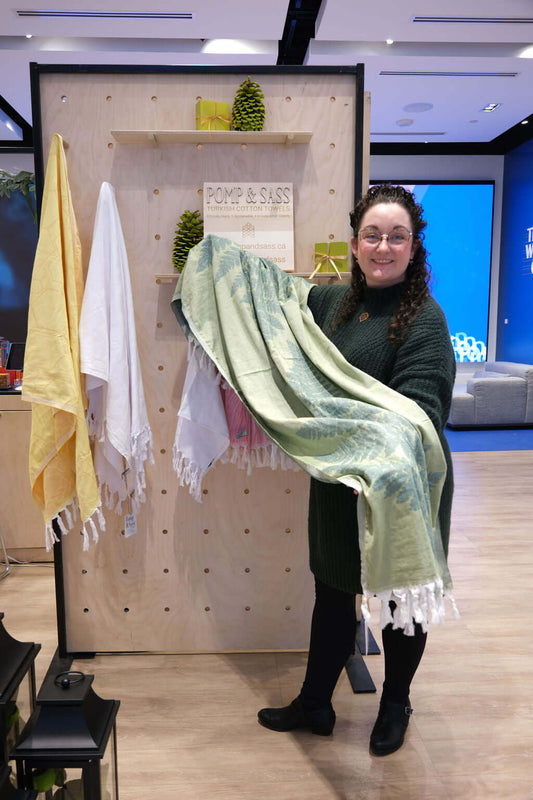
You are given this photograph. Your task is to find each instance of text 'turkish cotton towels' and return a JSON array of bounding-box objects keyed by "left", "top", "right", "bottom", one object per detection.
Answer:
[
  {"left": 79, "top": 181, "right": 153, "bottom": 517},
  {"left": 21, "top": 133, "right": 103, "bottom": 550}
]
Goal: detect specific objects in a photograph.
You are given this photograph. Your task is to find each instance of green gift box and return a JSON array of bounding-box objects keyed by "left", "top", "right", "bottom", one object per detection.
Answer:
[
  {"left": 311, "top": 241, "right": 349, "bottom": 278},
  {"left": 195, "top": 100, "right": 231, "bottom": 132}
]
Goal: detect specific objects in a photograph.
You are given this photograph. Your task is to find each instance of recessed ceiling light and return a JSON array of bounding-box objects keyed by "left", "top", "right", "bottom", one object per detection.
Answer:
[
  {"left": 521, "top": 119, "right": 529, "bottom": 125},
  {"left": 202, "top": 39, "right": 260, "bottom": 54},
  {"left": 480, "top": 102, "right": 502, "bottom": 112},
  {"left": 386, "top": 38, "right": 394, "bottom": 45},
  {"left": 25, "top": 33, "right": 32, "bottom": 38},
  {"left": 403, "top": 102, "right": 433, "bottom": 113}
]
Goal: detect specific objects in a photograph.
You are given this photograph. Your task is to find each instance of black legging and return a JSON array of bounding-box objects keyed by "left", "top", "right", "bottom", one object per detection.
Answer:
[{"left": 300, "top": 578, "right": 427, "bottom": 710}]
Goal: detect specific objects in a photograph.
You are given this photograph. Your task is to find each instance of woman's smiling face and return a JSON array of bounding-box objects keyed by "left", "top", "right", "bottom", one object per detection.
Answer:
[{"left": 351, "top": 202, "right": 417, "bottom": 288}]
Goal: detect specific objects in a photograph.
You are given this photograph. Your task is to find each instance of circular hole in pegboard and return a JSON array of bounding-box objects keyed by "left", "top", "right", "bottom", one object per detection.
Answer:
[
  {"left": 285, "top": 567, "right": 291, "bottom": 572},
  {"left": 124, "top": 607, "right": 130, "bottom": 613},
  {"left": 241, "top": 143, "right": 247, "bottom": 150},
  {"left": 163, "top": 568, "right": 169, "bottom": 574},
  {"left": 106, "top": 96, "right": 112, "bottom": 102},
  {"left": 285, "top": 528, "right": 291, "bottom": 533},
  {"left": 244, "top": 528, "right": 250, "bottom": 534},
  {"left": 162, "top": 529, "right": 168, "bottom": 535},
  {"left": 285, "top": 96, "right": 292, "bottom": 102},
  {"left": 329, "top": 143, "right": 336, "bottom": 149},
  {"left": 328, "top": 234, "right": 334, "bottom": 240},
  {"left": 155, "top": 234, "right": 161, "bottom": 240},
  {"left": 81, "top": 569, "right": 88, "bottom": 574},
  {"left": 205, "top": 606, "right": 211, "bottom": 612},
  {"left": 196, "top": 95, "right": 202, "bottom": 101},
  {"left": 60, "top": 95, "right": 68, "bottom": 103},
  {"left": 151, "top": 96, "right": 158, "bottom": 102},
  {"left": 285, "top": 606, "right": 291, "bottom": 611},
  {"left": 204, "top": 568, "right": 210, "bottom": 573},
  {"left": 157, "top": 322, "right": 163, "bottom": 328},
  {"left": 164, "top": 607, "right": 170, "bottom": 612},
  {"left": 285, "top": 488, "right": 292, "bottom": 494},
  {"left": 197, "top": 144, "right": 203, "bottom": 150},
  {"left": 159, "top": 407, "right": 165, "bottom": 413},
  {"left": 108, "top": 142, "right": 114, "bottom": 149},
  {"left": 122, "top": 569, "right": 128, "bottom": 574},
  {"left": 83, "top": 608, "right": 89, "bottom": 613},
  {"left": 244, "top": 488, "right": 250, "bottom": 494},
  {"left": 329, "top": 189, "right": 335, "bottom": 195},
  {"left": 153, "top": 188, "right": 159, "bottom": 195},
  {"left": 244, "top": 567, "right": 251, "bottom": 573},
  {"left": 330, "top": 96, "right": 336, "bottom": 102},
  {"left": 160, "top": 448, "right": 166, "bottom": 454},
  {"left": 161, "top": 489, "right": 167, "bottom": 495},
  {"left": 203, "top": 528, "right": 209, "bottom": 534},
  {"left": 245, "top": 606, "right": 251, "bottom": 611},
  {"left": 202, "top": 489, "right": 208, "bottom": 495},
  {"left": 198, "top": 188, "right": 203, "bottom": 195}
]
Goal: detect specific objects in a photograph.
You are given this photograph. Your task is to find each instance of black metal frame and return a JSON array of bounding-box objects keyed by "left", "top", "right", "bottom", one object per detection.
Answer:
[
  {"left": 29, "top": 62, "right": 378, "bottom": 687},
  {"left": 0, "top": 763, "right": 36, "bottom": 799},
  {"left": 0, "top": 613, "right": 41, "bottom": 765},
  {"left": 30, "top": 62, "right": 364, "bottom": 221},
  {"left": 12, "top": 659, "right": 120, "bottom": 800},
  {"left": 0, "top": 95, "right": 33, "bottom": 153}
]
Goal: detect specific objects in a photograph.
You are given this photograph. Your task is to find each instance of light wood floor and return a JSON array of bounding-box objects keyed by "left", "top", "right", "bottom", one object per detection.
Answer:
[{"left": 2, "top": 450, "right": 533, "bottom": 800}]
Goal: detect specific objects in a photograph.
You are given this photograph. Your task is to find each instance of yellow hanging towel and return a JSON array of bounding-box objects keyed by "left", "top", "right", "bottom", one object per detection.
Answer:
[{"left": 21, "top": 133, "right": 103, "bottom": 550}]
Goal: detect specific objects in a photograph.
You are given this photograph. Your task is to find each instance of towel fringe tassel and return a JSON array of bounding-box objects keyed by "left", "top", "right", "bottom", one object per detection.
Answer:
[
  {"left": 96, "top": 427, "right": 153, "bottom": 516},
  {"left": 45, "top": 501, "right": 105, "bottom": 551},
  {"left": 173, "top": 449, "right": 205, "bottom": 504},
  {"left": 44, "top": 521, "right": 59, "bottom": 551},
  {"left": 219, "top": 444, "right": 300, "bottom": 476},
  {"left": 361, "top": 579, "right": 460, "bottom": 639}
]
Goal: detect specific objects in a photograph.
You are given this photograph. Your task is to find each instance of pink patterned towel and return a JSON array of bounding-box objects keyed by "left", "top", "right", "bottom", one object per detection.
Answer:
[{"left": 220, "top": 381, "right": 297, "bottom": 474}]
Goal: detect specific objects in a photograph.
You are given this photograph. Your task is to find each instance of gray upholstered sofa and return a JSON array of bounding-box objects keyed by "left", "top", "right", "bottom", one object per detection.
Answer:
[{"left": 448, "top": 361, "right": 533, "bottom": 428}]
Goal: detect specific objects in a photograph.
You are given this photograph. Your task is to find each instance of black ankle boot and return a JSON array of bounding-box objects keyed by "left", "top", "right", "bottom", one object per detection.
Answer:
[
  {"left": 369, "top": 695, "right": 413, "bottom": 756},
  {"left": 258, "top": 696, "right": 336, "bottom": 736}
]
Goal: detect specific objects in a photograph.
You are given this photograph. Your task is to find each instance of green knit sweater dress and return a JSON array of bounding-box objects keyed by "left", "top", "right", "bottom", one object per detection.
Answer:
[{"left": 307, "top": 281, "right": 456, "bottom": 595}]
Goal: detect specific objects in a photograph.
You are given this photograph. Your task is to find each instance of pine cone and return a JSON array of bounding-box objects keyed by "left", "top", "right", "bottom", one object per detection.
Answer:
[
  {"left": 231, "top": 76, "right": 265, "bottom": 132},
  {"left": 172, "top": 210, "right": 204, "bottom": 272}
]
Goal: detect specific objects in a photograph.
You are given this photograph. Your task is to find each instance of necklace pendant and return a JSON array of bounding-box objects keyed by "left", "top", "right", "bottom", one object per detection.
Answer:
[{"left": 359, "top": 311, "right": 369, "bottom": 322}]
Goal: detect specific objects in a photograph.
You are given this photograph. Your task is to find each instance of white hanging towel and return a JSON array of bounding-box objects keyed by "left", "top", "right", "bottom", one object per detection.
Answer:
[
  {"left": 173, "top": 340, "right": 230, "bottom": 503},
  {"left": 79, "top": 181, "right": 154, "bottom": 514}
]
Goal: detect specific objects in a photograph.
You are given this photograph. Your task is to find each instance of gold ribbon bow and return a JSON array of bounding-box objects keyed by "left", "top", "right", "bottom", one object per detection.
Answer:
[
  {"left": 201, "top": 104, "right": 231, "bottom": 135},
  {"left": 309, "top": 250, "right": 348, "bottom": 281}
]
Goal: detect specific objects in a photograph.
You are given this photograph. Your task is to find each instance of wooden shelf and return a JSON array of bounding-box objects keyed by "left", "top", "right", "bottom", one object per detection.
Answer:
[
  {"left": 111, "top": 129, "right": 313, "bottom": 147},
  {"left": 155, "top": 271, "right": 348, "bottom": 285}
]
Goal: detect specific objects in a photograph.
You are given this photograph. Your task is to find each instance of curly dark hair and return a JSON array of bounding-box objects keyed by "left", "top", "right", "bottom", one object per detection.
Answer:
[{"left": 332, "top": 184, "right": 431, "bottom": 345}]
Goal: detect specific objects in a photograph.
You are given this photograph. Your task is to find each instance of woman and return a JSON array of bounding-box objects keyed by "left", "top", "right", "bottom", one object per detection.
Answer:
[{"left": 258, "top": 184, "right": 456, "bottom": 756}]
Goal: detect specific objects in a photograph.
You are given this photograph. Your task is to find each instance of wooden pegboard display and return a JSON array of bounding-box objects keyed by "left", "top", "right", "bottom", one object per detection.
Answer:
[{"left": 32, "top": 66, "right": 367, "bottom": 653}]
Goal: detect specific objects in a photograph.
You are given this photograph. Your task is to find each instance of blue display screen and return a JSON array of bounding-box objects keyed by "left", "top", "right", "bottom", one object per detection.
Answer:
[
  {"left": 371, "top": 182, "right": 494, "bottom": 362},
  {"left": 0, "top": 188, "right": 38, "bottom": 342}
]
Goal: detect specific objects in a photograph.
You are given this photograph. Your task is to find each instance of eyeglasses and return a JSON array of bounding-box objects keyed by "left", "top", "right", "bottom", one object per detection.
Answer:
[{"left": 358, "top": 227, "right": 413, "bottom": 247}]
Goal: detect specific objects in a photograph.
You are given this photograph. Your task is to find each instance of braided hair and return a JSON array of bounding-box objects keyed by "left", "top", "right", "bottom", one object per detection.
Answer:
[{"left": 332, "top": 184, "right": 431, "bottom": 345}]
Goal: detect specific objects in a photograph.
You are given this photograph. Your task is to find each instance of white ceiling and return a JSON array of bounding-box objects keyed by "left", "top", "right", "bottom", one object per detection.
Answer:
[{"left": 1, "top": 0, "right": 533, "bottom": 146}]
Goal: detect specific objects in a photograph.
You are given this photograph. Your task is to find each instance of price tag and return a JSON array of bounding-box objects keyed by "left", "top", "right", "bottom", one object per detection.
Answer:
[{"left": 124, "top": 514, "right": 137, "bottom": 537}]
